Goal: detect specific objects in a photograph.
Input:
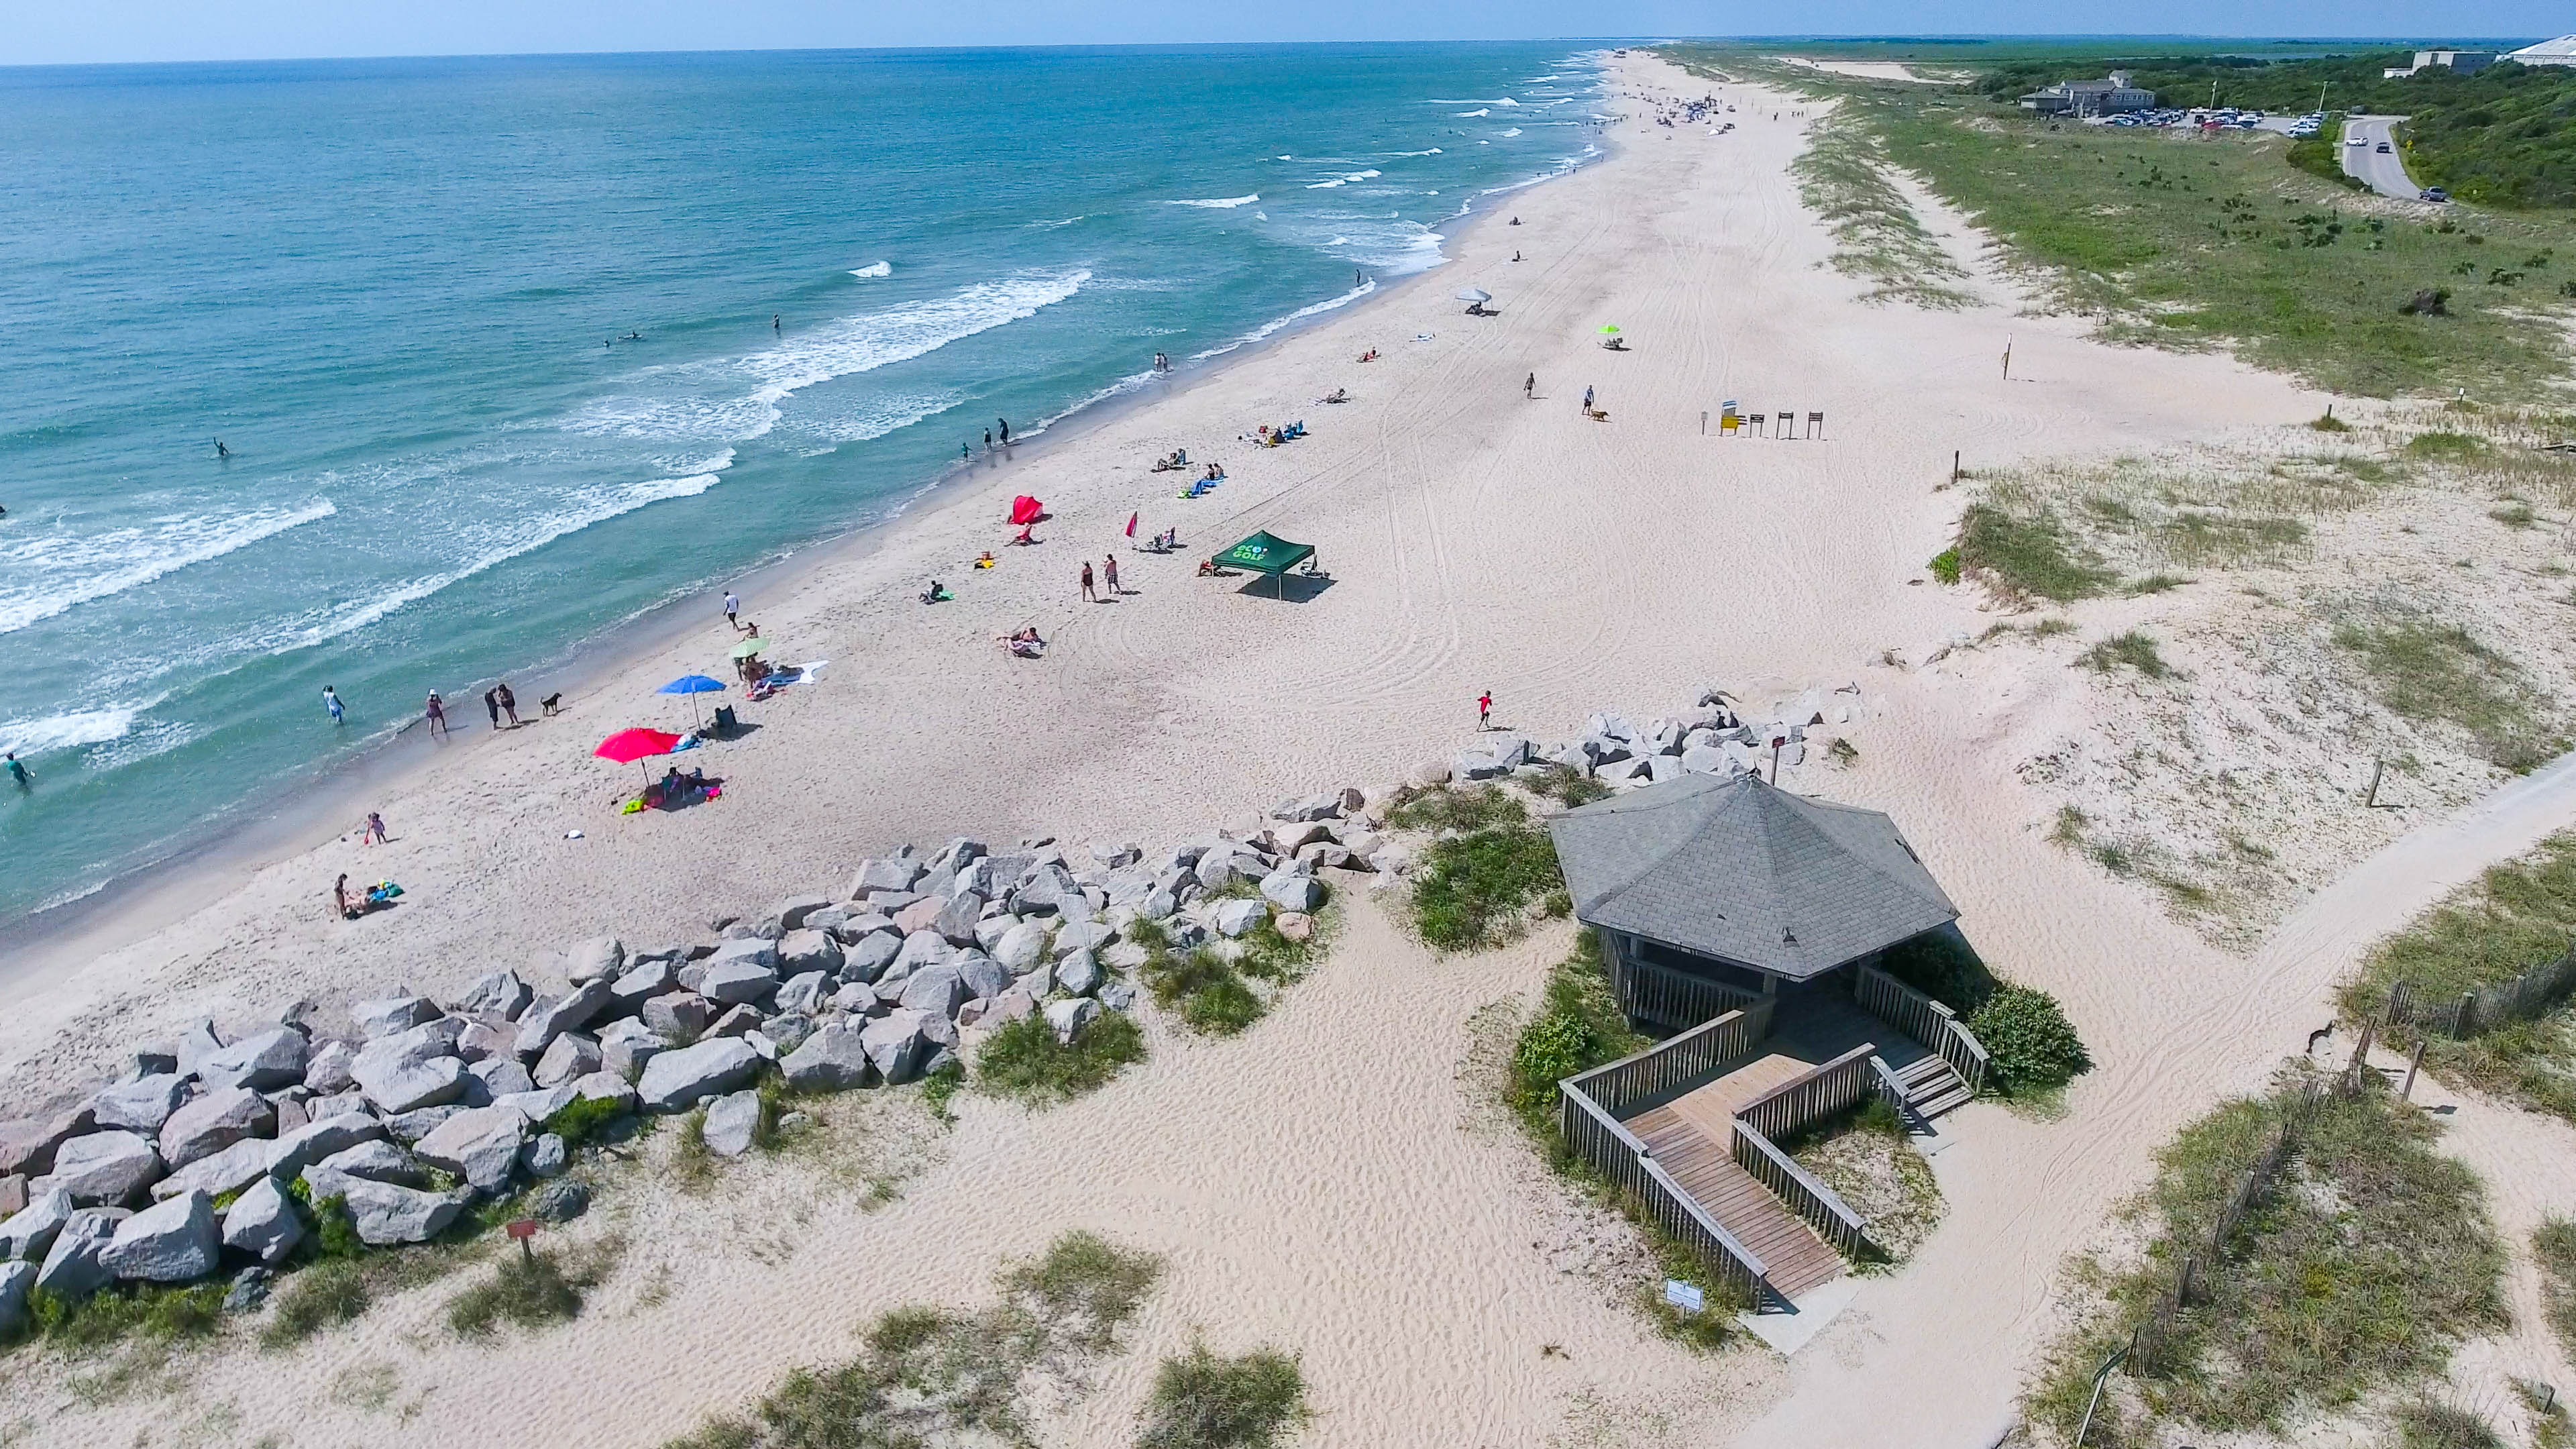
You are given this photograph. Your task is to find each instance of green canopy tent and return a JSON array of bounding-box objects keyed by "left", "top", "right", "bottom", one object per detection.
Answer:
[{"left": 1212, "top": 529, "right": 1318, "bottom": 598}]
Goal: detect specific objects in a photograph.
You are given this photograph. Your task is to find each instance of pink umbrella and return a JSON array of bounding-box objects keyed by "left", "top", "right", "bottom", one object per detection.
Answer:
[{"left": 595, "top": 727, "right": 683, "bottom": 784}]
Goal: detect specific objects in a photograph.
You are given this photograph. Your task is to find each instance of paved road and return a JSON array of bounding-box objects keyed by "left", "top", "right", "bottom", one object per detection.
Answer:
[{"left": 2341, "top": 113, "right": 2422, "bottom": 201}]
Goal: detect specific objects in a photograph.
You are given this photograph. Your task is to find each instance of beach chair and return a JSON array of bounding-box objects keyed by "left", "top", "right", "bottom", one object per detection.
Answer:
[
  {"left": 1717, "top": 415, "right": 1739, "bottom": 436},
  {"left": 1775, "top": 407, "right": 1794, "bottom": 438},
  {"left": 1746, "top": 413, "right": 1766, "bottom": 436},
  {"left": 1807, "top": 411, "right": 1825, "bottom": 439}
]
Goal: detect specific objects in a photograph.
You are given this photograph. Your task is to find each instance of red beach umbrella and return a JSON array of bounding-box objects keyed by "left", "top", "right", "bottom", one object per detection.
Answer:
[{"left": 595, "top": 727, "right": 684, "bottom": 782}]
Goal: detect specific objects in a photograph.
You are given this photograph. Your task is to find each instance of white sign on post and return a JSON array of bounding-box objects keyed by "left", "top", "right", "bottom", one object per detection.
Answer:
[{"left": 1663, "top": 1279, "right": 1705, "bottom": 1314}]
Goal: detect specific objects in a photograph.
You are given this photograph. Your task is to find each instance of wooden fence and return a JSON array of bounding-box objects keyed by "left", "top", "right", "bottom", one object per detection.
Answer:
[
  {"left": 1558, "top": 1073, "right": 1778, "bottom": 1303},
  {"left": 1564, "top": 1002, "right": 1774, "bottom": 1116},
  {"left": 1735, "top": 1043, "right": 1879, "bottom": 1142},
  {"left": 2127, "top": 1079, "right": 2334, "bottom": 1375},
  {"left": 1609, "top": 938, "right": 1768, "bottom": 1032},
  {"left": 2385, "top": 949, "right": 2576, "bottom": 1040},
  {"left": 1855, "top": 964, "right": 1991, "bottom": 1095},
  {"left": 1733, "top": 1118, "right": 1874, "bottom": 1258}
]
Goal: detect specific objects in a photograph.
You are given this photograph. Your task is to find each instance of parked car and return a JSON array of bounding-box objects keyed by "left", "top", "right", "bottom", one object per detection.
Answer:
[{"left": 2420, "top": 186, "right": 2450, "bottom": 203}]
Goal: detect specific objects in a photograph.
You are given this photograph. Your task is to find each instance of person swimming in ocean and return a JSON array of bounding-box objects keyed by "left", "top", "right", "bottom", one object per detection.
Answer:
[
  {"left": 773, "top": 314, "right": 781, "bottom": 331},
  {"left": 215, "top": 439, "right": 229, "bottom": 458},
  {"left": 623, "top": 331, "right": 643, "bottom": 341}
]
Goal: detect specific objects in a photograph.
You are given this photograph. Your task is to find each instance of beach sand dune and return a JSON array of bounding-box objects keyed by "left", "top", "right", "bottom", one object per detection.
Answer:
[{"left": 20, "top": 56, "right": 2572, "bottom": 1449}]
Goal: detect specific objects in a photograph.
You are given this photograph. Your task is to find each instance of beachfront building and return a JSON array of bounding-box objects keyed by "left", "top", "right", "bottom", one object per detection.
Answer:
[
  {"left": 2017, "top": 70, "right": 2157, "bottom": 116},
  {"left": 1546, "top": 773, "right": 1990, "bottom": 1308},
  {"left": 2383, "top": 48, "right": 2499, "bottom": 78},
  {"left": 2505, "top": 35, "right": 2576, "bottom": 68}
]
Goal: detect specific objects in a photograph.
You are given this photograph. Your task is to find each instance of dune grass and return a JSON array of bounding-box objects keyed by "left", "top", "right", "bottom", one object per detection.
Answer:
[
  {"left": 443, "top": 1234, "right": 625, "bottom": 1341},
  {"left": 1953, "top": 502, "right": 2115, "bottom": 602},
  {"left": 1409, "top": 821, "right": 1568, "bottom": 951},
  {"left": 2079, "top": 630, "right": 2171, "bottom": 679},
  {"left": 1790, "top": 106, "right": 1975, "bottom": 309},
  {"left": 971, "top": 1012, "right": 1146, "bottom": 1104},
  {"left": 1136, "top": 1342, "right": 1309, "bottom": 1449},
  {"left": 663, "top": 1232, "right": 1162, "bottom": 1449},
  {"left": 2331, "top": 619, "right": 2559, "bottom": 771},
  {"left": 2025, "top": 1079, "right": 2504, "bottom": 1445}
]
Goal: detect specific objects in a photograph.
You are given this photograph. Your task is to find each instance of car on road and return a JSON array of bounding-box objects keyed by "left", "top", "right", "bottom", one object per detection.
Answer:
[
  {"left": 2347, "top": 135, "right": 2368, "bottom": 146},
  {"left": 2376, "top": 142, "right": 2392, "bottom": 153},
  {"left": 2420, "top": 186, "right": 2450, "bottom": 203}
]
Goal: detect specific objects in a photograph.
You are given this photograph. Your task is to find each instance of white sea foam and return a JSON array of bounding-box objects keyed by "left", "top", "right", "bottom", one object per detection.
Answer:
[
  {"left": 1, "top": 703, "right": 143, "bottom": 757},
  {"left": 1024, "top": 215, "right": 1085, "bottom": 229},
  {"left": 0, "top": 499, "right": 337, "bottom": 637},
  {"left": 262, "top": 465, "right": 728, "bottom": 652},
  {"left": 1454, "top": 109, "right": 1490, "bottom": 117},
  {"left": 1500, "top": 128, "right": 1523, "bottom": 137},
  {"left": 849, "top": 261, "right": 892, "bottom": 278},
  {"left": 1167, "top": 194, "right": 1259, "bottom": 208},
  {"left": 1189, "top": 280, "right": 1379, "bottom": 362}
]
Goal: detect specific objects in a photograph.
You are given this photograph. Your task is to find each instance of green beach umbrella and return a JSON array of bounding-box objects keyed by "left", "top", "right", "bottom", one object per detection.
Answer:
[
  {"left": 729, "top": 637, "right": 771, "bottom": 659},
  {"left": 1599, "top": 324, "right": 1621, "bottom": 334}
]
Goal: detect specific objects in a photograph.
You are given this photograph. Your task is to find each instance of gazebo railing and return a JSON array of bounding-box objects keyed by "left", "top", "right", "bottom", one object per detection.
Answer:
[
  {"left": 1560, "top": 1070, "right": 1779, "bottom": 1305},
  {"left": 1608, "top": 937, "right": 1768, "bottom": 1032},
  {"left": 1856, "top": 965, "right": 1989, "bottom": 1095}
]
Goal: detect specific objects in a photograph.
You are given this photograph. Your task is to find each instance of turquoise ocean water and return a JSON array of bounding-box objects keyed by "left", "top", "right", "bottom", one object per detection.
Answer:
[{"left": 0, "top": 43, "right": 1606, "bottom": 920}]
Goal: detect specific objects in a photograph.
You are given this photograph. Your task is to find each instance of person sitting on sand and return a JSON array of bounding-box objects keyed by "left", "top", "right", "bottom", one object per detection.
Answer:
[
  {"left": 975, "top": 551, "right": 997, "bottom": 569},
  {"left": 1010, "top": 522, "right": 1037, "bottom": 545},
  {"left": 1357, "top": 348, "right": 1377, "bottom": 362},
  {"left": 1322, "top": 387, "right": 1348, "bottom": 403},
  {"left": 921, "top": 579, "right": 951, "bottom": 603},
  {"left": 998, "top": 626, "right": 1044, "bottom": 658}
]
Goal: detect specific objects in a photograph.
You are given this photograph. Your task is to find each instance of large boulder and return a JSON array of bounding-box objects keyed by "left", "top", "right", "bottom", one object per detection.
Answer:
[
  {"left": 265, "top": 1114, "right": 386, "bottom": 1181},
  {"left": 0, "top": 1260, "right": 32, "bottom": 1337},
  {"left": 889, "top": 930, "right": 951, "bottom": 980},
  {"left": 352, "top": 995, "right": 441, "bottom": 1039},
  {"left": 569, "top": 1071, "right": 638, "bottom": 1114},
  {"left": 197, "top": 1028, "right": 310, "bottom": 1093},
  {"left": 456, "top": 1020, "right": 517, "bottom": 1064},
  {"left": 44, "top": 1131, "right": 166, "bottom": 1205},
  {"left": 527, "top": 1179, "right": 589, "bottom": 1224},
  {"left": 0, "top": 1106, "right": 98, "bottom": 1178},
  {"left": 1043, "top": 998, "right": 1102, "bottom": 1044},
  {"left": 100, "top": 1191, "right": 219, "bottom": 1283},
  {"left": 641, "top": 992, "right": 716, "bottom": 1039},
  {"left": 774, "top": 970, "right": 831, "bottom": 1018},
  {"left": 959, "top": 954, "right": 1013, "bottom": 1002},
  {"left": 932, "top": 893, "right": 985, "bottom": 946},
  {"left": 520, "top": 1134, "right": 568, "bottom": 1179},
  {"left": 1214, "top": 898, "right": 1267, "bottom": 938},
  {"left": 993, "top": 921, "right": 1051, "bottom": 973},
  {"left": 849, "top": 858, "right": 924, "bottom": 897},
  {"left": 706, "top": 1004, "right": 766, "bottom": 1039},
  {"left": 1055, "top": 953, "right": 1102, "bottom": 997},
  {"left": 34, "top": 1207, "right": 129, "bottom": 1299},
  {"left": 597, "top": 1018, "right": 669, "bottom": 1081},
  {"left": 707, "top": 936, "right": 780, "bottom": 973},
  {"left": 898, "top": 963, "right": 969, "bottom": 1019},
  {"left": 151, "top": 1136, "right": 274, "bottom": 1202},
  {"left": 1053, "top": 921, "right": 1118, "bottom": 959},
  {"left": 91, "top": 1074, "right": 189, "bottom": 1134},
  {"left": 1, "top": 1188, "right": 75, "bottom": 1263},
  {"left": 636, "top": 1038, "right": 762, "bottom": 1112},
  {"left": 772, "top": 895, "right": 833, "bottom": 932},
  {"left": 843, "top": 930, "right": 904, "bottom": 983},
  {"left": 382, "top": 1104, "right": 465, "bottom": 1144},
  {"left": 698, "top": 959, "right": 778, "bottom": 1006},
  {"left": 608, "top": 957, "right": 678, "bottom": 1009},
  {"left": 1259, "top": 871, "right": 1326, "bottom": 912},
  {"left": 564, "top": 936, "right": 626, "bottom": 985},
  {"left": 315, "top": 1140, "right": 431, "bottom": 1187},
  {"left": 514, "top": 977, "right": 616, "bottom": 1059},
  {"left": 780, "top": 1024, "right": 872, "bottom": 1092},
  {"left": 777, "top": 930, "right": 843, "bottom": 978},
  {"left": 458, "top": 969, "right": 535, "bottom": 1020},
  {"left": 533, "top": 1032, "right": 602, "bottom": 1089},
  {"left": 859, "top": 1011, "right": 931, "bottom": 1085},
  {"left": 221, "top": 1177, "right": 303, "bottom": 1265},
  {"left": 300, "top": 1167, "right": 466, "bottom": 1246},
  {"left": 156, "top": 1085, "right": 274, "bottom": 1169},
  {"left": 303, "top": 1040, "right": 358, "bottom": 1094},
  {"left": 413, "top": 1106, "right": 530, "bottom": 1193},
  {"left": 702, "top": 1089, "right": 761, "bottom": 1157},
  {"left": 468, "top": 1057, "right": 537, "bottom": 1102}
]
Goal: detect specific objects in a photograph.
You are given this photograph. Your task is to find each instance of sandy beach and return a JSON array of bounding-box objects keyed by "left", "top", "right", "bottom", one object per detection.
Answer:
[{"left": 14, "top": 51, "right": 2576, "bottom": 1448}]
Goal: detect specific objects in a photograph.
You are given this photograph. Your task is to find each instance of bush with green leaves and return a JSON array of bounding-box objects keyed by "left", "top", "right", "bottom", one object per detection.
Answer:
[
  {"left": 1506, "top": 932, "right": 1644, "bottom": 1138},
  {"left": 1968, "top": 983, "right": 2091, "bottom": 1092},
  {"left": 1410, "top": 824, "right": 1567, "bottom": 951},
  {"left": 972, "top": 1012, "right": 1146, "bottom": 1102}
]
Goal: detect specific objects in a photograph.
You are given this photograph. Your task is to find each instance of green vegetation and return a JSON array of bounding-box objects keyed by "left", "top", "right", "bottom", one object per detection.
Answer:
[
  {"left": 2080, "top": 629, "right": 2171, "bottom": 679},
  {"left": 972, "top": 1012, "right": 1147, "bottom": 1103},
  {"left": 1136, "top": 1342, "right": 1309, "bottom": 1449},
  {"left": 2408, "top": 430, "right": 2485, "bottom": 460},
  {"left": 1782, "top": 1096, "right": 1945, "bottom": 1261},
  {"left": 1504, "top": 931, "right": 1646, "bottom": 1142},
  {"left": 673, "top": 1105, "right": 716, "bottom": 1192},
  {"left": 544, "top": 1093, "right": 631, "bottom": 1148},
  {"left": 1927, "top": 545, "right": 1962, "bottom": 584},
  {"left": 1529, "top": 761, "right": 1612, "bottom": 808},
  {"left": 1132, "top": 900, "right": 1328, "bottom": 1038},
  {"left": 1379, "top": 781, "right": 1526, "bottom": 834},
  {"left": 921, "top": 1057, "right": 965, "bottom": 1123},
  {"left": 20, "top": 1281, "right": 226, "bottom": 1354},
  {"left": 2536, "top": 1218, "right": 2576, "bottom": 1360},
  {"left": 664, "top": 1232, "right": 1163, "bottom": 1449},
  {"left": 2331, "top": 619, "right": 2559, "bottom": 771},
  {"left": 2127, "top": 572, "right": 2188, "bottom": 594},
  {"left": 444, "top": 1236, "right": 625, "bottom": 1341},
  {"left": 2341, "top": 833, "right": 2576, "bottom": 1124},
  {"left": 1407, "top": 793, "right": 1568, "bottom": 950},
  {"left": 1953, "top": 502, "right": 2114, "bottom": 601},
  {"left": 1790, "top": 106, "right": 1974, "bottom": 307},
  {"left": 2395, "top": 1401, "right": 2506, "bottom": 1449},
  {"left": 2027, "top": 1079, "right": 2505, "bottom": 1445},
  {"left": 1966, "top": 983, "right": 2093, "bottom": 1091},
  {"left": 2490, "top": 501, "right": 2536, "bottom": 527}
]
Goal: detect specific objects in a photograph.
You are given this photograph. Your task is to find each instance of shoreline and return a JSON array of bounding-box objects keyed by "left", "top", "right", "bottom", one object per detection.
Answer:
[{"left": 0, "top": 111, "right": 1618, "bottom": 999}]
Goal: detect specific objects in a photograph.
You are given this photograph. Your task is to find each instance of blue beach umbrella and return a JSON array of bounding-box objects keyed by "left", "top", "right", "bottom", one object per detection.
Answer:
[{"left": 657, "top": 674, "right": 725, "bottom": 727}]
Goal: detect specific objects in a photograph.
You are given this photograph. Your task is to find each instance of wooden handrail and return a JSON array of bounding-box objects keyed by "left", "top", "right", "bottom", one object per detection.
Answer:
[
  {"left": 1733, "top": 1118, "right": 1873, "bottom": 1259},
  {"left": 1564, "top": 1001, "right": 1773, "bottom": 1115},
  {"left": 1735, "top": 1042, "right": 1878, "bottom": 1141},
  {"left": 1857, "top": 964, "right": 1987, "bottom": 1095}
]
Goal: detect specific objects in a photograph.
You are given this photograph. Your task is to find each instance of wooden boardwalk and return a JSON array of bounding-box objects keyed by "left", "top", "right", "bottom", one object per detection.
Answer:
[{"left": 1625, "top": 1104, "right": 1845, "bottom": 1299}]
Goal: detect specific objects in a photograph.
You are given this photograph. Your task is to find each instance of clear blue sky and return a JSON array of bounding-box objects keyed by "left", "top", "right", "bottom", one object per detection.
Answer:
[{"left": 3, "top": 1, "right": 2555, "bottom": 67}]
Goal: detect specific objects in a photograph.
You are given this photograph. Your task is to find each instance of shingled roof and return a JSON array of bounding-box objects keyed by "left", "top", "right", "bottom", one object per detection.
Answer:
[{"left": 1547, "top": 773, "right": 1957, "bottom": 979}]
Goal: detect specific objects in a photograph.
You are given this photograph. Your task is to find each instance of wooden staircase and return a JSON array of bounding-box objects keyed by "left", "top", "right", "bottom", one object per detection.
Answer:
[
  {"left": 1890, "top": 1053, "right": 1973, "bottom": 1119},
  {"left": 1626, "top": 1106, "right": 1844, "bottom": 1300}
]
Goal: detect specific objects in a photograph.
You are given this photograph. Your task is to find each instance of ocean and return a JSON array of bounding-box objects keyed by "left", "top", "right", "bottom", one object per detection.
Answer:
[{"left": 0, "top": 42, "right": 1606, "bottom": 920}]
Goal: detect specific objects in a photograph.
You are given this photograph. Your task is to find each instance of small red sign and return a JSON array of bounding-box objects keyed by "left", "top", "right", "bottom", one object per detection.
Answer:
[{"left": 506, "top": 1219, "right": 539, "bottom": 1240}]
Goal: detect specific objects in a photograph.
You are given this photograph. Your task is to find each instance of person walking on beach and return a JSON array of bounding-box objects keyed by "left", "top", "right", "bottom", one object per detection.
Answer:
[
  {"left": 1525, "top": 372, "right": 1535, "bottom": 399},
  {"left": 723, "top": 591, "right": 741, "bottom": 630},
  {"left": 424, "top": 692, "right": 448, "bottom": 739},
  {"left": 1102, "top": 553, "right": 1120, "bottom": 596},
  {"left": 5, "top": 751, "right": 29, "bottom": 791},
  {"left": 323, "top": 685, "right": 345, "bottom": 725},
  {"left": 984, "top": 428, "right": 994, "bottom": 451},
  {"left": 482, "top": 688, "right": 502, "bottom": 730},
  {"left": 363, "top": 812, "right": 388, "bottom": 846},
  {"left": 998, "top": 418, "right": 1012, "bottom": 445},
  {"left": 1478, "top": 691, "right": 1493, "bottom": 731},
  {"left": 332, "top": 873, "right": 352, "bottom": 921},
  {"left": 496, "top": 682, "right": 520, "bottom": 727},
  {"left": 1079, "top": 560, "right": 1097, "bottom": 602}
]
